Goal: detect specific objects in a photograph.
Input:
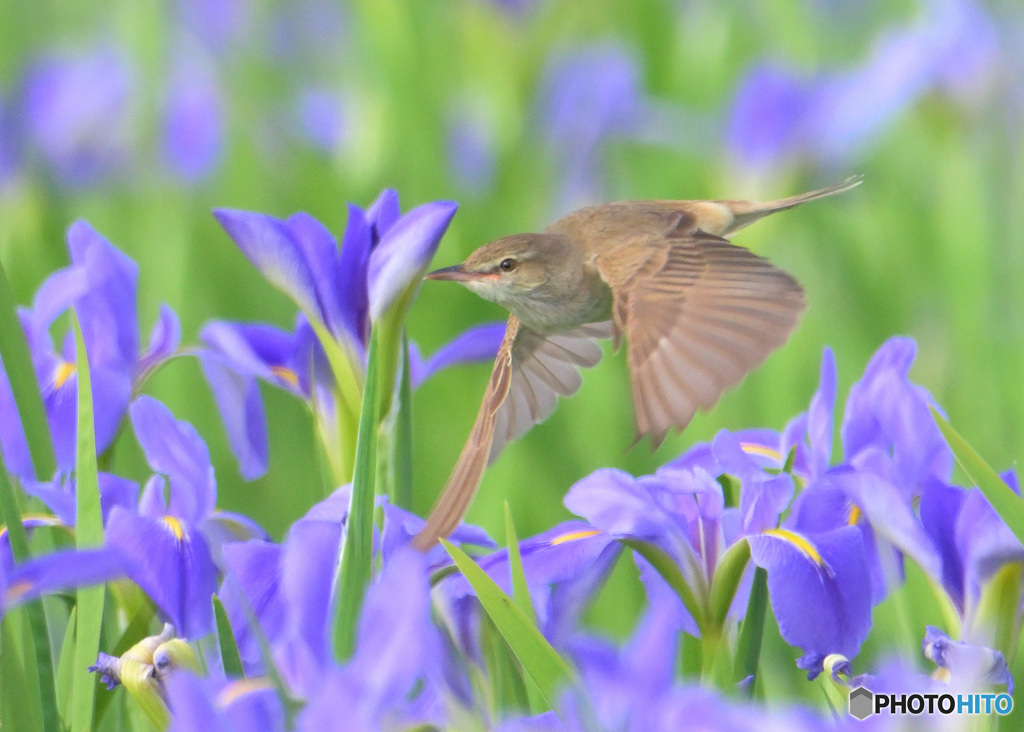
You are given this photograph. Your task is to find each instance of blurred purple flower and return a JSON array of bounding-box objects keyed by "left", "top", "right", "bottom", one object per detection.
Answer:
[
  {"left": 294, "top": 88, "right": 346, "bottom": 153},
  {"left": 536, "top": 43, "right": 645, "bottom": 209},
  {"left": 446, "top": 107, "right": 497, "bottom": 193},
  {"left": 162, "top": 44, "right": 225, "bottom": 183},
  {"left": 174, "top": 0, "right": 253, "bottom": 51},
  {"left": 923, "top": 625, "right": 1013, "bottom": 693},
  {"left": 20, "top": 47, "right": 135, "bottom": 186},
  {"left": 0, "top": 96, "right": 20, "bottom": 187},
  {"left": 728, "top": 0, "right": 1002, "bottom": 168},
  {"left": 105, "top": 397, "right": 266, "bottom": 637},
  {"left": 0, "top": 221, "right": 180, "bottom": 479}
]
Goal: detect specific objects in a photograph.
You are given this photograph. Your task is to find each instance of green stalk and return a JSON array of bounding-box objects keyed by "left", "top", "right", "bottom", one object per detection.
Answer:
[
  {"left": 70, "top": 312, "right": 106, "bottom": 732},
  {"left": 332, "top": 326, "right": 383, "bottom": 661}
]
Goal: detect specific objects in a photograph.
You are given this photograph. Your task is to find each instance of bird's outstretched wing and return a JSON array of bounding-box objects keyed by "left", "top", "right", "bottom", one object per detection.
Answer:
[
  {"left": 412, "top": 315, "right": 609, "bottom": 549},
  {"left": 597, "top": 227, "right": 805, "bottom": 448}
]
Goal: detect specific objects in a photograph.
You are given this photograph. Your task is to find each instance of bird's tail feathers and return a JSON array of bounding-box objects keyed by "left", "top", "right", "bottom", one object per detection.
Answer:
[{"left": 724, "top": 174, "right": 863, "bottom": 234}]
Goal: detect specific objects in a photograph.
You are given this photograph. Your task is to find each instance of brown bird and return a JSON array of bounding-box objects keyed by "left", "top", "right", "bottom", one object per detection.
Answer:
[{"left": 413, "top": 177, "right": 861, "bottom": 549}]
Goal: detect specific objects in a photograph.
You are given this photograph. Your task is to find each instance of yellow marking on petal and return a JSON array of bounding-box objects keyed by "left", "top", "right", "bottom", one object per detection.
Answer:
[
  {"left": 54, "top": 361, "right": 77, "bottom": 389},
  {"left": 932, "top": 667, "right": 951, "bottom": 684},
  {"left": 162, "top": 516, "right": 185, "bottom": 540},
  {"left": 550, "top": 529, "right": 602, "bottom": 545},
  {"left": 217, "top": 678, "right": 274, "bottom": 707},
  {"left": 270, "top": 365, "right": 299, "bottom": 387},
  {"left": 847, "top": 504, "right": 862, "bottom": 525},
  {"left": 763, "top": 528, "right": 824, "bottom": 566},
  {"left": 740, "top": 442, "right": 782, "bottom": 462},
  {"left": 6, "top": 579, "right": 34, "bottom": 603}
]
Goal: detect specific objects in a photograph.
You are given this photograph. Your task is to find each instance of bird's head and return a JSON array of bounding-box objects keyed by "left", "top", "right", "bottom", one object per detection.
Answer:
[{"left": 426, "top": 233, "right": 574, "bottom": 309}]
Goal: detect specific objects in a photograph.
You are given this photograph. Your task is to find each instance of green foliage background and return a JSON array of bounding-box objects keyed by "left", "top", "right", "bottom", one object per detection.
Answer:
[{"left": 1, "top": 0, "right": 1021, "bottom": 660}]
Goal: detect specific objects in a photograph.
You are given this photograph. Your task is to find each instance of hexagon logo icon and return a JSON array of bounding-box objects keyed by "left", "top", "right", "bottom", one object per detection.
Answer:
[{"left": 849, "top": 686, "right": 874, "bottom": 720}]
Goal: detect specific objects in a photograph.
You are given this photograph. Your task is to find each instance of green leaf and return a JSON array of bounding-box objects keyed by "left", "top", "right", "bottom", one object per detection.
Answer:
[
  {"left": 931, "top": 408, "right": 1024, "bottom": 546},
  {"left": 213, "top": 595, "right": 245, "bottom": 678},
  {"left": 0, "top": 406, "right": 59, "bottom": 732},
  {"left": 56, "top": 607, "right": 77, "bottom": 723},
  {"left": 70, "top": 312, "right": 105, "bottom": 732},
  {"left": 441, "top": 539, "right": 573, "bottom": 709},
  {"left": 307, "top": 317, "right": 362, "bottom": 485},
  {"left": 734, "top": 566, "right": 768, "bottom": 692},
  {"left": 0, "top": 257, "right": 57, "bottom": 479},
  {"left": 333, "top": 326, "right": 382, "bottom": 661},
  {"left": 392, "top": 332, "right": 414, "bottom": 510},
  {"left": 1, "top": 610, "right": 43, "bottom": 731},
  {"left": 708, "top": 538, "right": 751, "bottom": 631},
  {"left": 503, "top": 504, "right": 545, "bottom": 716}
]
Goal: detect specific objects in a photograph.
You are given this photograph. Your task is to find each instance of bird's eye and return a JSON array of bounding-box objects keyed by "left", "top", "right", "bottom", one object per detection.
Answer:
[{"left": 499, "top": 258, "right": 517, "bottom": 272}]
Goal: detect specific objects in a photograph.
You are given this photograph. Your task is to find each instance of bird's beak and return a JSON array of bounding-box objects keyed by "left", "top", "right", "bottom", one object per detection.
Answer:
[{"left": 426, "top": 264, "right": 482, "bottom": 282}]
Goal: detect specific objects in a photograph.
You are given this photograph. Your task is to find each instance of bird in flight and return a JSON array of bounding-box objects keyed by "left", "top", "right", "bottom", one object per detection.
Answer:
[{"left": 413, "top": 176, "right": 861, "bottom": 549}]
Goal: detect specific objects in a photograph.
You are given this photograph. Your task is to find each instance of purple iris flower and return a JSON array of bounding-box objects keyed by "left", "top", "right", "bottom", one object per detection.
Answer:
[
  {"left": 446, "top": 106, "right": 497, "bottom": 194},
  {"left": 294, "top": 88, "right": 346, "bottom": 153},
  {"left": 218, "top": 485, "right": 490, "bottom": 698},
  {"left": 0, "top": 95, "right": 20, "bottom": 188},
  {"left": 728, "top": 0, "right": 1002, "bottom": 169},
  {"left": 1, "top": 547, "right": 126, "bottom": 621},
  {"left": 20, "top": 47, "right": 136, "bottom": 187},
  {"left": 204, "top": 195, "right": 502, "bottom": 479},
  {"left": 536, "top": 42, "right": 646, "bottom": 211},
  {"left": 104, "top": 397, "right": 266, "bottom": 638},
  {"left": 161, "top": 40, "right": 225, "bottom": 183},
  {"left": 165, "top": 672, "right": 286, "bottom": 732},
  {"left": 0, "top": 220, "right": 180, "bottom": 480}
]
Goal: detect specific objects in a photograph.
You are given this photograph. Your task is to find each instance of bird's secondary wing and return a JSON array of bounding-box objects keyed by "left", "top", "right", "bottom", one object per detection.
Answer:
[{"left": 597, "top": 228, "right": 805, "bottom": 448}]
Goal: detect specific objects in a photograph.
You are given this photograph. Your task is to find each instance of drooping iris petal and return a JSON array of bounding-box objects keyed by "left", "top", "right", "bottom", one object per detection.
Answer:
[
  {"left": 221, "top": 540, "right": 286, "bottom": 668},
  {"left": 0, "top": 360, "right": 35, "bottom": 479},
  {"left": 919, "top": 480, "right": 968, "bottom": 609},
  {"left": 923, "top": 626, "right": 1014, "bottom": 693},
  {"left": 66, "top": 221, "right": 139, "bottom": 375},
  {"left": 748, "top": 526, "right": 871, "bottom": 673},
  {"left": 164, "top": 672, "right": 232, "bottom": 732},
  {"left": 22, "top": 472, "right": 138, "bottom": 527},
  {"left": 213, "top": 209, "right": 323, "bottom": 320},
  {"left": 2, "top": 546, "right": 126, "bottom": 617},
  {"left": 138, "top": 304, "right": 182, "bottom": 377},
  {"left": 409, "top": 322, "right": 507, "bottom": 388},
  {"left": 106, "top": 507, "right": 217, "bottom": 638},
  {"left": 367, "top": 201, "right": 458, "bottom": 321},
  {"left": 130, "top": 396, "right": 215, "bottom": 524}
]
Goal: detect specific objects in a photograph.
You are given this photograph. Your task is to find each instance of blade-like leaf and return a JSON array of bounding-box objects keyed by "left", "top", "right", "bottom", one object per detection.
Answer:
[
  {"left": 932, "top": 408, "right": 1024, "bottom": 546},
  {"left": 503, "top": 504, "right": 545, "bottom": 716},
  {"left": 0, "top": 258, "right": 56, "bottom": 479},
  {"left": 734, "top": 566, "right": 768, "bottom": 692},
  {"left": 392, "top": 332, "right": 414, "bottom": 510},
  {"left": 307, "top": 316, "right": 361, "bottom": 484},
  {"left": 708, "top": 538, "right": 751, "bottom": 631},
  {"left": 441, "top": 539, "right": 573, "bottom": 709},
  {"left": 333, "top": 326, "right": 382, "bottom": 661},
  {"left": 213, "top": 595, "right": 245, "bottom": 678},
  {"left": 0, "top": 387, "right": 59, "bottom": 732},
  {"left": 71, "top": 312, "right": 105, "bottom": 732}
]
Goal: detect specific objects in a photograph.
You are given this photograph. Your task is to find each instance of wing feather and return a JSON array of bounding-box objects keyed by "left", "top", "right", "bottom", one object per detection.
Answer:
[{"left": 598, "top": 230, "right": 805, "bottom": 447}]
